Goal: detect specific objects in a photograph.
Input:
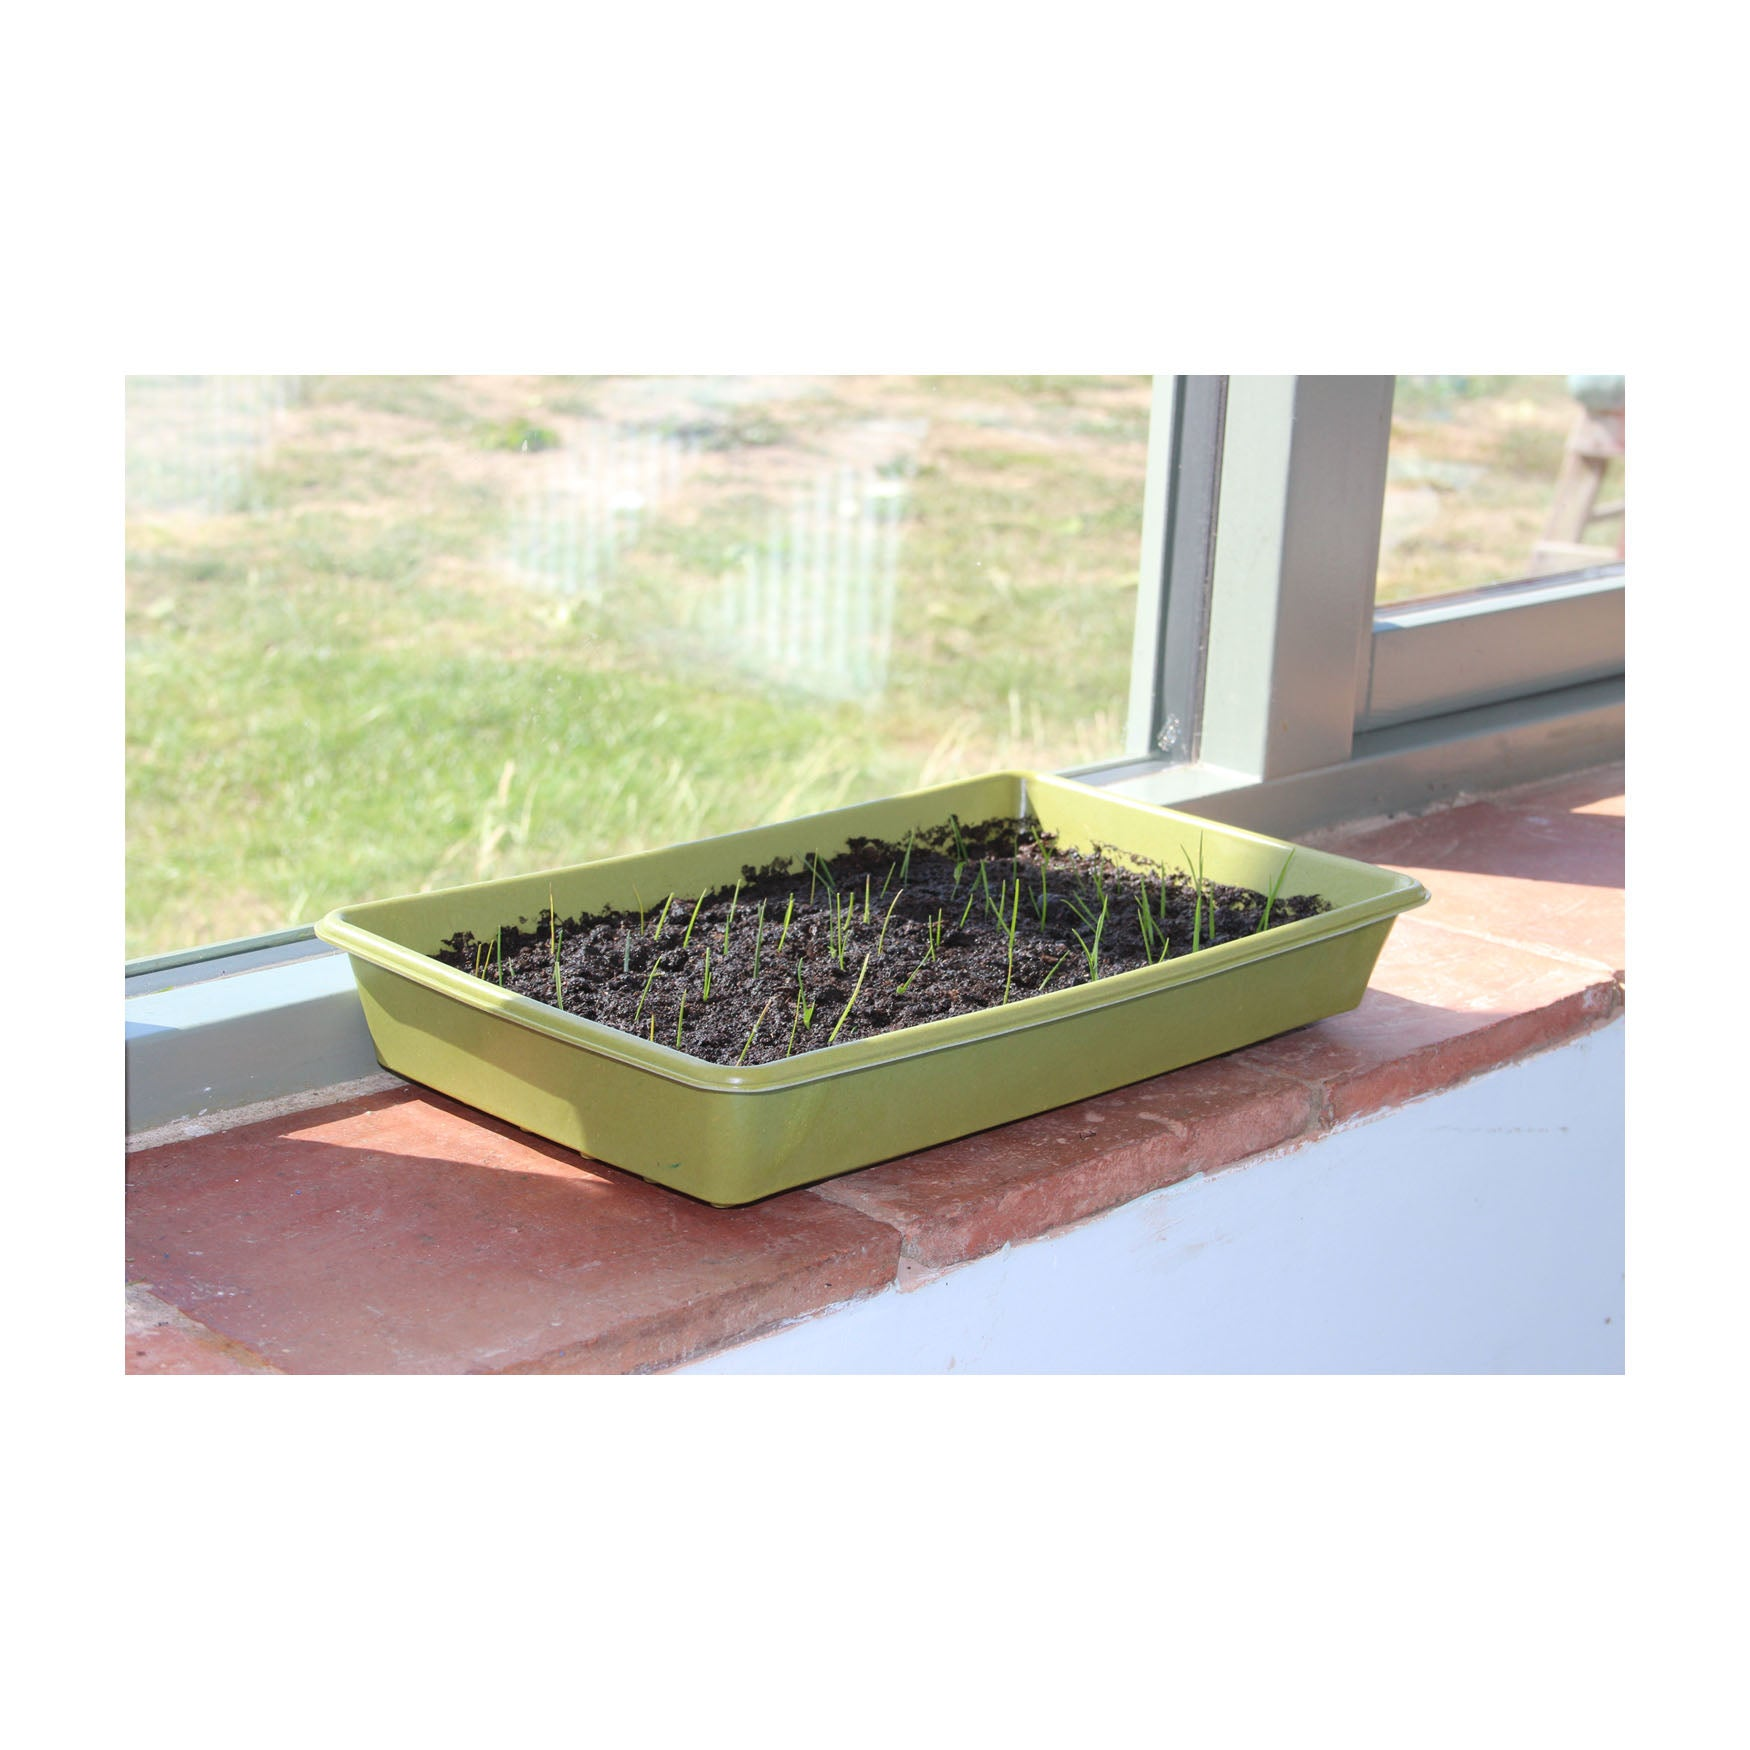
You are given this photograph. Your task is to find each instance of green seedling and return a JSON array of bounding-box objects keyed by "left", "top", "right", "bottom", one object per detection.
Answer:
[
  {"left": 737, "top": 997, "right": 776, "bottom": 1067},
  {"left": 722, "top": 878, "right": 743, "bottom": 948},
  {"left": 956, "top": 885, "right": 978, "bottom": 930},
  {"left": 927, "top": 910, "right": 946, "bottom": 960},
  {"left": 1136, "top": 894, "right": 1159, "bottom": 962},
  {"left": 1037, "top": 950, "right": 1071, "bottom": 993},
  {"left": 633, "top": 961, "right": 661, "bottom": 1023},
  {"left": 977, "top": 860, "right": 997, "bottom": 919},
  {"left": 827, "top": 952, "right": 871, "bottom": 1045},
  {"left": 879, "top": 861, "right": 895, "bottom": 899},
  {"left": 896, "top": 956, "right": 927, "bottom": 996},
  {"left": 622, "top": 931, "right": 632, "bottom": 975},
  {"left": 1258, "top": 849, "right": 1294, "bottom": 933},
  {"left": 785, "top": 967, "right": 816, "bottom": 1057},
  {"left": 1059, "top": 889, "right": 1097, "bottom": 932},
  {"left": 1070, "top": 890, "right": 1110, "bottom": 984},
  {"left": 472, "top": 940, "right": 488, "bottom": 979},
  {"left": 549, "top": 890, "right": 563, "bottom": 1006},
  {"left": 701, "top": 946, "right": 713, "bottom": 1002},
  {"left": 752, "top": 899, "right": 767, "bottom": 978},
  {"left": 651, "top": 893, "right": 676, "bottom": 940},
  {"left": 805, "top": 851, "right": 836, "bottom": 901},
  {"left": 681, "top": 891, "right": 707, "bottom": 948},
  {"left": 777, "top": 894, "right": 795, "bottom": 952},
  {"left": 1179, "top": 835, "right": 1207, "bottom": 953},
  {"left": 877, "top": 888, "right": 903, "bottom": 954},
  {"left": 1002, "top": 877, "right": 1021, "bottom": 1004},
  {"left": 948, "top": 812, "right": 971, "bottom": 865},
  {"left": 863, "top": 873, "right": 872, "bottom": 923},
  {"left": 675, "top": 991, "right": 686, "bottom": 1049}
]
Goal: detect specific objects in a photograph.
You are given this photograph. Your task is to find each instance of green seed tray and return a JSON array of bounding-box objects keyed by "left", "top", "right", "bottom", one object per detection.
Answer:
[{"left": 316, "top": 771, "right": 1429, "bottom": 1205}]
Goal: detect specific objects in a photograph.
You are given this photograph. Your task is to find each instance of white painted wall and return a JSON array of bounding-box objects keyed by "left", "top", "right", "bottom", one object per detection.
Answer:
[{"left": 678, "top": 1019, "right": 1625, "bottom": 1373}]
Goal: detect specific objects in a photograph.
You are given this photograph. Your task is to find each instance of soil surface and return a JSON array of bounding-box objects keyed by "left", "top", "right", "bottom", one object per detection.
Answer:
[{"left": 434, "top": 816, "right": 1330, "bottom": 1068}]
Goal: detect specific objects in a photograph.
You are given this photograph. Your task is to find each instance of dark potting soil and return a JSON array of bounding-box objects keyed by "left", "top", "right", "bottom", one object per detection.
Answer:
[{"left": 434, "top": 816, "right": 1330, "bottom": 1068}]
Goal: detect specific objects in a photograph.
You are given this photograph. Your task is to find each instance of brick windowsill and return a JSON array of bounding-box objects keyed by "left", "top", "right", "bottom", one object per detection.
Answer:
[{"left": 125, "top": 763, "right": 1625, "bottom": 1375}]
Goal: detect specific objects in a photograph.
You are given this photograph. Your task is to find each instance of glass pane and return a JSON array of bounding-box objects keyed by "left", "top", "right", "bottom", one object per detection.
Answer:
[
  {"left": 1377, "top": 375, "right": 1625, "bottom": 606},
  {"left": 126, "top": 375, "right": 1151, "bottom": 959}
]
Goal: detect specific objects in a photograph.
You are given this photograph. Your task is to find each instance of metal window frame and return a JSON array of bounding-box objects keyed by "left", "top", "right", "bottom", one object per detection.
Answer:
[{"left": 126, "top": 373, "right": 1626, "bottom": 1132}]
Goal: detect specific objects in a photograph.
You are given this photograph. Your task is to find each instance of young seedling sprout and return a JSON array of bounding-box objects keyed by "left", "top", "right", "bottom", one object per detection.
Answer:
[
  {"left": 633, "top": 961, "right": 661, "bottom": 1023},
  {"left": 1179, "top": 836, "right": 1207, "bottom": 954},
  {"left": 721, "top": 878, "right": 742, "bottom": 949},
  {"left": 752, "top": 898, "right": 767, "bottom": 977},
  {"left": 896, "top": 956, "right": 926, "bottom": 996},
  {"left": 785, "top": 967, "right": 816, "bottom": 1057},
  {"left": 701, "top": 946, "right": 713, "bottom": 1002},
  {"left": 651, "top": 893, "right": 676, "bottom": 941},
  {"left": 675, "top": 991, "right": 686, "bottom": 1049},
  {"left": 1037, "top": 949, "right": 1071, "bottom": 993},
  {"left": 877, "top": 888, "right": 903, "bottom": 954},
  {"left": 1257, "top": 849, "right": 1294, "bottom": 933},
  {"left": 681, "top": 891, "right": 707, "bottom": 949},
  {"left": 777, "top": 894, "right": 795, "bottom": 953},
  {"left": 737, "top": 997, "right": 776, "bottom": 1067},
  {"left": 1001, "top": 876, "right": 1021, "bottom": 1004},
  {"left": 863, "top": 873, "right": 872, "bottom": 924},
  {"left": 622, "top": 931, "right": 632, "bottom": 975},
  {"left": 549, "top": 889, "right": 563, "bottom": 1006},
  {"left": 1071, "top": 890, "right": 1110, "bottom": 984},
  {"left": 827, "top": 952, "right": 871, "bottom": 1045}
]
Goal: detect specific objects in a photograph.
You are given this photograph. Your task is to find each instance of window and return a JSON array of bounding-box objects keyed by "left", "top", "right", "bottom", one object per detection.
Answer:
[{"left": 126, "top": 376, "right": 1151, "bottom": 962}]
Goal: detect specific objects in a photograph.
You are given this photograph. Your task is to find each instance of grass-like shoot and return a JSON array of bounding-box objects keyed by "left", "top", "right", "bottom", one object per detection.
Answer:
[
  {"left": 827, "top": 952, "right": 871, "bottom": 1045},
  {"left": 722, "top": 878, "right": 743, "bottom": 949},
  {"left": 753, "top": 898, "right": 767, "bottom": 978},
  {"left": 737, "top": 997, "right": 777, "bottom": 1066},
  {"left": 1071, "top": 890, "right": 1109, "bottom": 983},
  {"left": 1001, "top": 876, "right": 1021, "bottom": 1003},
  {"left": 1258, "top": 849, "right": 1294, "bottom": 933},
  {"left": 786, "top": 966, "right": 816, "bottom": 1057},
  {"left": 681, "top": 891, "right": 707, "bottom": 948},
  {"left": 633, "top": 961, "right": 661, "bottom": 1023},
  {"left": 549, "top": 889, "right": 563, "bottom": 1006},
  {"left": 877, "top": 888, "right": 903, "bottom": 954},
  {"left": 1179, "top": 836, "right": 1207, "bottom": 954},
  {"left": 701, "top": 945, "right": 713, "bottom": 1002},
  {"left": 777, "top": 893, "right": 795, "bottom": 953},
  {"left": 1037, "top": 949, "right": 1070, "bottom": 992},
  {"left": 651, "top": 893, "right": 676, "bottom": 941}
]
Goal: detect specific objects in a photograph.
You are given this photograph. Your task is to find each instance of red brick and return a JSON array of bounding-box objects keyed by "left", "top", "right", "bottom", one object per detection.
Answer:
[
  {"left": 126, "top": 1089, "right": 901, "bottom": 1375},
  {"left": 812, "top": 1057, "right": 1321, "bottom": 1271},
  {"left": 1240, "top": 918, "right": 1621, "bottom": 1124},
  {"left": 1321, "top": 790, "right": 1623, "bottom": 975},
  {"left": 125, "top": 1285, "right": 279, "bottom": 1374}
]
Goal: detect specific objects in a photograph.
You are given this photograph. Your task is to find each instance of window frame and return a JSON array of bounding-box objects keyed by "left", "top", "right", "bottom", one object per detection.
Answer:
[{"left": 126, "top": 374, "right": 1626, "bottom": 1131}]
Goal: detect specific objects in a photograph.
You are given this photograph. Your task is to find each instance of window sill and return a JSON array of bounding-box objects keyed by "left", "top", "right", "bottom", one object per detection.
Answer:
[{"left": 125, "top": 763, "right": 1625, "bottom": 1375}]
